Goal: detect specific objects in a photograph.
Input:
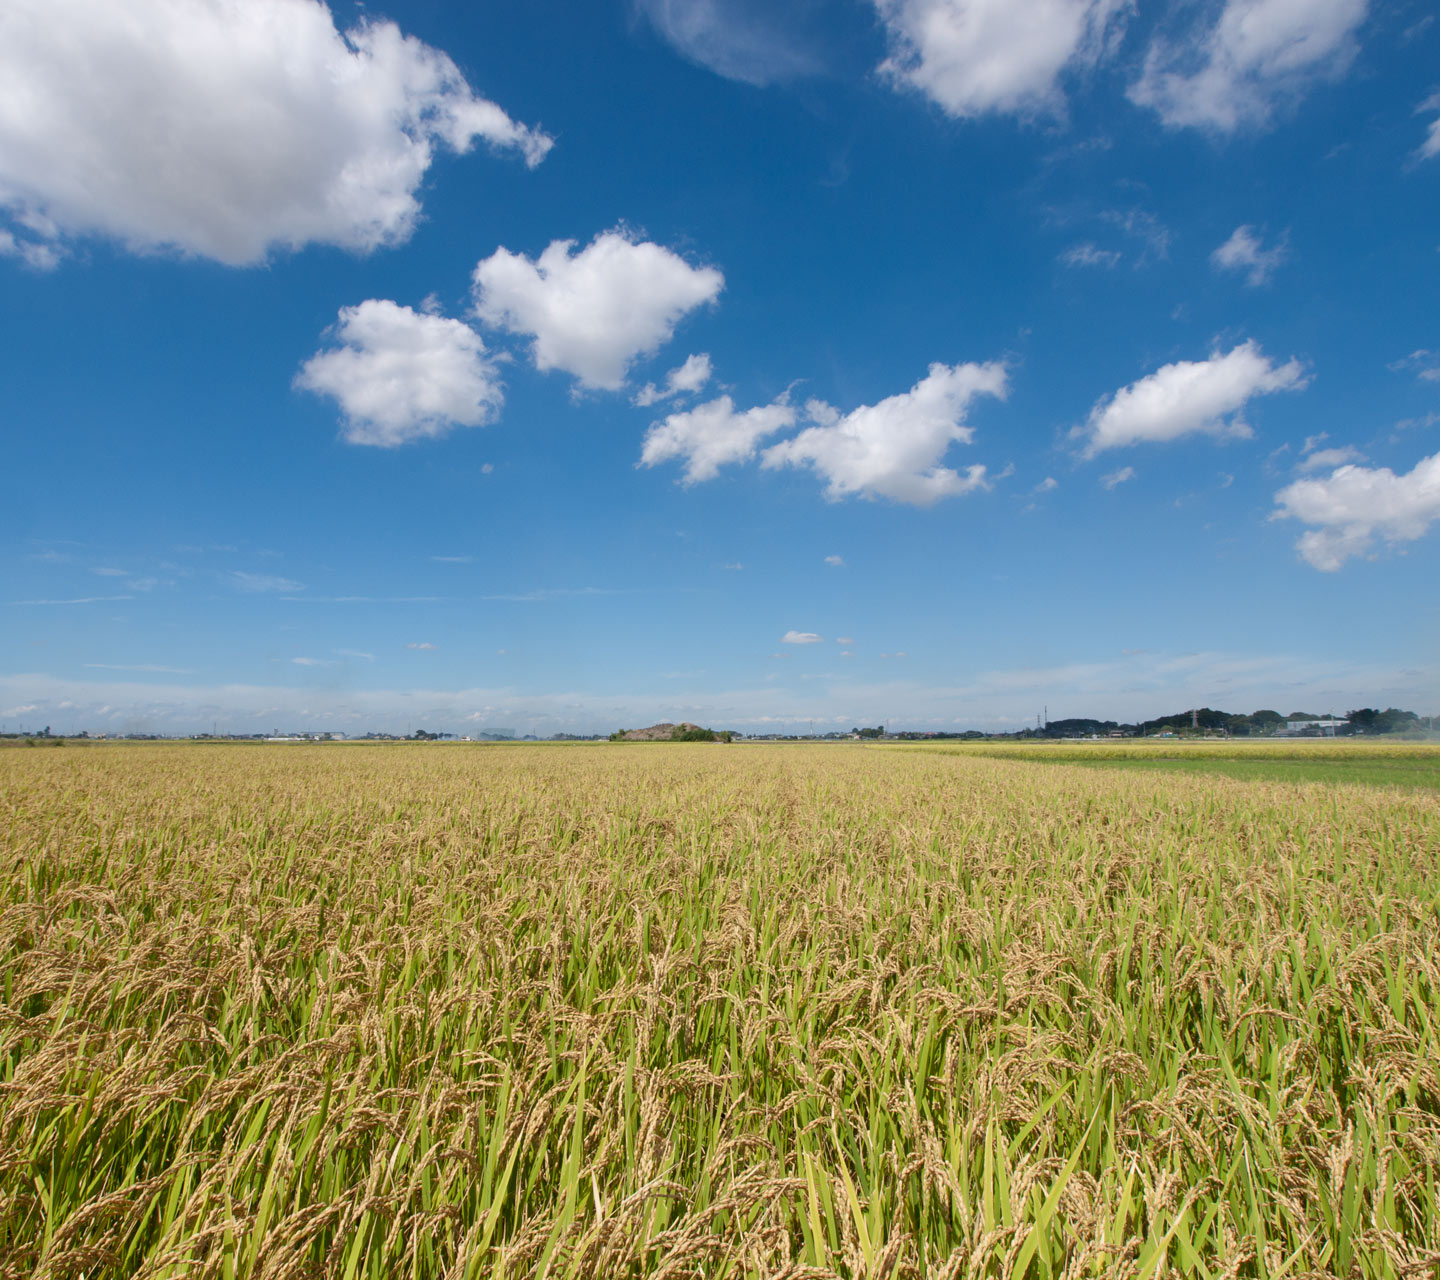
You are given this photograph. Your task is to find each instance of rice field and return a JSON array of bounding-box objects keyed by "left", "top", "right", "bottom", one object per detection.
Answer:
[{"left": 2, "top": 741, "right": 1439, "bottom": 1278}]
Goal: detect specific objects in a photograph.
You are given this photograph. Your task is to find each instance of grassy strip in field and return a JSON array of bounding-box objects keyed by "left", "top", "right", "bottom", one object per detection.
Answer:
[{"left": 884, "top": 740, "right": 1440, "bottom": 792}]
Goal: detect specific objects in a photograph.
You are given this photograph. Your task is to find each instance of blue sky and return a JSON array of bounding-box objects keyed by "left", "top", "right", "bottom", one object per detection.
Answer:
[{"left": 3, "top": 0, "right": 1438, "bottom": 735}]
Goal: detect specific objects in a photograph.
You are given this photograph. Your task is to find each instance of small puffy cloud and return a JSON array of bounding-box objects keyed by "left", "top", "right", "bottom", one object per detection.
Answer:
[
  {"left": 1298, "top": 445, "right": 1365, "bottom": 472},
  {"left": 1035, "top": 476, "right": 1059, "bottom": 492},
  {"left": 290, "top": 657, "right": 326, "bottom": 667},
  {"left": 1100, "top": 466, "right": 1135, "bottom": 489},
  {"left": 836, "top": 636, "right": 854, "bottom": 645},
  {"left": 1417, "top": 92, "right": 1440, "bottom": 161},
  {"left": 472, "top": 230, "right": 723, "bottom": 390},
  {"left": 297, "top": 300, "right": 502, "bottom": 447},
  {"left": 639, "top": 395, "right": 795, "bottom": 484},
  {"left": 1130, "top": 0, "right": 1369, "bottom": 132},
  {"left": 880, "top": 651, "right": 908, "bottom": 659},
  {"left": 407, "top": 642, "right": 438, "bottom": 651},
  {"left": 633, "top": 353, "right": 715, "bottom": 407},
  {"left": 762, "top": 361, "right": 1008, "bottom": 505},
  {"left": 635, "top": 0, "right": 821, "bottom": 86},
  {"left": 1272, "top": 452, "right": 1440, "bottom": 569},
  {"left": 1211, "top": 226, "right": 1288, "bottom": 286},
  {"left": 876, "top": 0, "right": 1128, "bottom": 119},
  {"left": 1078, "top": 341, "right": 1307, "bottom": 457},
  {"left": 230, "top": 571, "right": 303, "bottom": 593},
  {"left": 781, "top": 631, "right": 823, "bottom": 644},
  {"left": 0, "top": 0, "right": 550, "bottom": 266},
  {"left": 1060, "top": 242, "right": 1121, "bottom": 268},
  {"left": 824, "top": 555, "right": 845, "bottom": 566}
]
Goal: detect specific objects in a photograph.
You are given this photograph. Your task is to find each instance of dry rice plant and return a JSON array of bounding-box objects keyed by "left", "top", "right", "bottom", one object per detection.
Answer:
[{"left": 2, "top": 742, "right": 1438, "bottom": 1278}]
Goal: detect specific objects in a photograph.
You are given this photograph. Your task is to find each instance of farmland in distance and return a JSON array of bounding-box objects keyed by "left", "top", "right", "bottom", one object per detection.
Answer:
[{"left": 3, "top": 742, "right": 1439, "bottom": 1278}]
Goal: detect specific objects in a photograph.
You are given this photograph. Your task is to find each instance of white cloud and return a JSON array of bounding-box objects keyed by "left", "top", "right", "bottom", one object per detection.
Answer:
[
  {"left": 875, "top": 0, "right": 1128, "bottom": 119},
  {"left": 762, "top": 361, "right": 1007, "bottom": 505},
  {"left": 836, "top": 636, "right": 854, "bottom": 645},
  {"left": 1389, "top": 349, "right": 1440, "bottom": 383},
  {"left": 824, "top": 555, "right": 845, "bottom": 566},
  {"left": 1100, "top": 466, "right": 1135, "bottom": 489},
  {"left": 1060, "top": 242, "right": 1121, "bottom": 268},
  {"left": 1273, "top": 452, "right": 1440, "bottom": 570},
  {"left": 92, "top": 567, "right": 129, "bottom": 577},
  {"left": 1417, "top": 92, "right": 1440, "bottom": 161},
  {"left": 634, "top": 0, "right": 821, "bottom": 86},
  {"left": 0, "top": 0, "right": 551, "bottom": 266},
  {"left": 1035, "top": 476, "right": 1059, "bottom": 492},
  {"left": 407, "top": 642, "right": 439, "bottom": 651},
  {"left": 335, "top": 650, "right": 374, "bottom": 661},
  {"left": 290, "top": 657, "right": 326, "bottom": 667},
  {"left": 639, "top": 395, "right": 795, "bottom": 484},
  {"left": 230, "top": 571, "right": 303, "bottom": 593},
  {"left": 1078, "top": 341, "right": 1307, "bottom": 456},
  {"left": 472, "top": 230, "right": 723, "bottom": 390},
  {"left": 880, "top": 651, "right": 908, "bottom": 659},
  {"left": 1211, "top": 225, "right": 1288, "bottom": 285},
  {"left": 1298, "top": 445, "right": 1365, "bottom": 472},
  {"left": 0, "top": 228, "right": 60, "bottom": 270},
  {"left": 633, "top": 353, "right": 714, "bottom": 406},
  {"left": 1130, "top": 0, "right": 1368, "bottom": 132},
  {"left": 296, "top": 300, "right": 502, "bottom": 447},
  {"left": 781, "top": 631, "right": 823, "bottom": 644}
]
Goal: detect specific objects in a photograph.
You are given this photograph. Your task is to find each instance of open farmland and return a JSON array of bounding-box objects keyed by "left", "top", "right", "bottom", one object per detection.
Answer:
[{"left": 3, "top": 743, "right": 1439, "bottom": 1278}]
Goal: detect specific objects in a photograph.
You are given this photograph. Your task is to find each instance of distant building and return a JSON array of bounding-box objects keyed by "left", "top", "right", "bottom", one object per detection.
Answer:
[{"left": 1281, "top": 718, "right": 1348, "bottom": 736}]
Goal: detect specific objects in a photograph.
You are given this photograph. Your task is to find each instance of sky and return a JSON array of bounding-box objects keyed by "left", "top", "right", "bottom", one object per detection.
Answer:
[{"left": 2, "top": 0, "right": 1439, "bottom": 737}]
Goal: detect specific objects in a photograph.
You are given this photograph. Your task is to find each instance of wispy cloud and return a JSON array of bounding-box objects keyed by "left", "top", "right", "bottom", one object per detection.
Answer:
[
  {"left": 83, "top": 663, "right": 194, "bottom": 674},
  {"left": 334, "top": 649, "right": 375, "bottom": 661},
  {"left": 1101, "top": 466, "right": 1136, "bottom": 489},
  {"left": 430, "top": 555, "right": 474, "bottom": 563},
  {"left": 407, "top": 642, "right": 439, "bottom": 651},
  {"left": 781, "top": 630, "right": 823, "bottom": 644},
  {"left": 230, "top": 571, "right": 304, "bottom": 593},
  {"left": 9, "top": 595, "right": 133, "bottom": 606},
  {"left": 1060, "top": 242, "right": 1121, "bottom": 269},
  {"left": 824, "top": 554, "right": 845, "bottom": 567}
]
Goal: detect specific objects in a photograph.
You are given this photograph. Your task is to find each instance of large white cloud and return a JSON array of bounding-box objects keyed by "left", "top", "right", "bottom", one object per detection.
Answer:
[
  {"left": 0, "top": 0, "right": 551, "bottom": 266},
  {"left": 1078, "top": 341, "right": 1307, "bottom": 457},
  {"left": 1272, "top": 452, "right": 1440, "bottom": 570},
  {"left": 1130, "top": 0, "right": 1368, "bottom": 132},
  {"left": 875, "top": 0, "right": 1127, "bottom": 119},
  {"left": 472, "top": 230, "right": 724, "bottom": 390},
  {"left": 296, "top": 300, "right": 503, "bottom": 447},
  {"left": 640, "top": 395, "right": 796, "bottom": 484},
  {"left": 762, "top": 361, "right": 1007, "bottom": 505}
]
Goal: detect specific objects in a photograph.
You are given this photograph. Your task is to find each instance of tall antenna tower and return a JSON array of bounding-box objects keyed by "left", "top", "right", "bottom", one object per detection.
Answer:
[{"left": 1191, "top": 708, "right": 1199, "bottom": 730}]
